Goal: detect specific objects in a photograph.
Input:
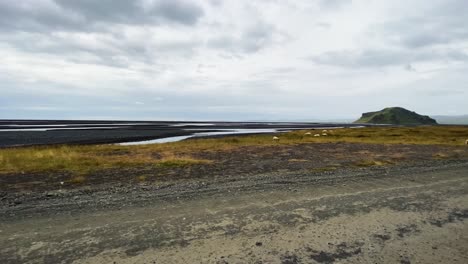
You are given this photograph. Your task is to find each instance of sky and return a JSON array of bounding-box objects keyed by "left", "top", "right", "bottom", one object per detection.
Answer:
[{"left": 1, "top": 0, "right": 467, "bottom": 121}]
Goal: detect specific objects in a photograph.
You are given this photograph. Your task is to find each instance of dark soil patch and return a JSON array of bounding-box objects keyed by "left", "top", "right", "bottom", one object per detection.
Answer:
[
  {"left": 373, "top": 233, "right": 391, "bottom": 241},
  {"left": 429, "top": 209, "right": 468, "bottom": 227},
  {"left": 396, "top": 224, "right": 420, "bottom": 238},
  {"left": 309, "top": 242, "right": 363, "bottom": 263},
  {"left": 280, "top": 253, "right": 300, "bottom": 264},
  {"left": 400, "top": 257, "right": 412, "bottom": 264}
]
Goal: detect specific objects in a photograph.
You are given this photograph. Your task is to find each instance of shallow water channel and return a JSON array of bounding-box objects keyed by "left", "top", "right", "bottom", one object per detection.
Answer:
[{"left": 118, "top": 128, "right": 283, "bottom": 145}]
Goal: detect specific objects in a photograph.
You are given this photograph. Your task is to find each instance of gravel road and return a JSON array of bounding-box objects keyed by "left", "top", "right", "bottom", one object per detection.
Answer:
[{"left": 1, "top": 161, "right": 467, "bottom": 264}]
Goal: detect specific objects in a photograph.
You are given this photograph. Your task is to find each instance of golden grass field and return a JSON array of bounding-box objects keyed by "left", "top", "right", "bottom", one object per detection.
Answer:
[{"left": 1, "top": 126, "right": 467, "bottom": 175}]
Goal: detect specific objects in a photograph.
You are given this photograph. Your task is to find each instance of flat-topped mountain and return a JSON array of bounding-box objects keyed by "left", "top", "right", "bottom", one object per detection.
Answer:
[{"left": 354, "top": 107, "right": 437, "bottom": 125}]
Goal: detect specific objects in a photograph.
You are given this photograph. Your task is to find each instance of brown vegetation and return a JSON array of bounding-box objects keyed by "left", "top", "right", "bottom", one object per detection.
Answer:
[{"left": 0, "top": 126, "right": 467, "bottom": 177}]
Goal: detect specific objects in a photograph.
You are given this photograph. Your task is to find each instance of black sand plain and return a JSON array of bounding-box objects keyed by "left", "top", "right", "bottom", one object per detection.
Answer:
[{"left": 0, "top": 120, "right": 364, "bottom": 147}]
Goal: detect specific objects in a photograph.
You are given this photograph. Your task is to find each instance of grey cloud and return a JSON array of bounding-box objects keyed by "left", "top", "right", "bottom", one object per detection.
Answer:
[
  {"left": 378, "top": 0, "right": 468, "bottom": 48},
  {"left": 1, "top": 28, "right": 201, "bottom": 68},
  {"left": 0, "top": 0, "right": 280, "bottom": 69},
  {"left": 0, "top": 0, "right": 277, "bottom": 68},
  {"left": 405, "top": 66, "right": 468, "bottom": 97},
  {"left": 152, "top": 0, "right": 204, "bottom": 25},
  {"left": 248, "top": 67, "right": 296, "bottom": 81},
  {"left": 404, "top": 64, "right": 416, "bottom": 72},
  {"left": 0, "top": 1, "right": 81, "bottom": 32},
  {"left": 390, "top": 19, "right": 468, "bottom": 49},
  {"left": 208, "top": 0, "right": 223, "bottom": 7},
  {"left": 0, "top": 0, "right": 204, "bottom": 32},
  {"left": 208, "top": 23, "right": 279, "bottom": 54},
  {"left": 319, "top": 0, "right": 351, "bottom": 9},
  {"left": 310, "top": 49, "right": 468, "bottom": 68},
  {"left": 55, "top": 0, "right": 204, "bottom": 26},
  {"left": 0, "top": 32, "right": 137, "bottom": 67},
  {"left": 312, "top": 49, "right": 400, "bottom": 67},
  {"left": 317, "top": 1, "right": 468, "bottom": 69},
  {"left": 316, "top": 22, "right": 331, "bottom": 29}
]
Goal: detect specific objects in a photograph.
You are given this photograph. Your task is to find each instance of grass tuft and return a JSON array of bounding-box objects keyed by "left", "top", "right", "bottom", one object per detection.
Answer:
[
  {"left": 137, "top": 175, "right": 147, "bottom": 182},
  {"left": 70, "top": 175, "right": 86, "bottom": 184},
  {"left": 157, "top": 156, "right": 212, "bottom": 168},
  {"left": 310, "top": 166, "right": 338, "bottom": 173},
  {"left": 432, "top": 153, "right": 450, "bottom": 159},
  {"left": 353, "top": 160, "right": 393, "bottom": 167},
  {"left": 288, "top": 159, "right": 309, "bottom": 162}
]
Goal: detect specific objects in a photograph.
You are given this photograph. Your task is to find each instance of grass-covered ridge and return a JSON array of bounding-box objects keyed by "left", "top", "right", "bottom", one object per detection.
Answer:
[
  {"left": 355, "top": 107, "right": 437, "bottom": 125},
  {"left": 0, "top": 125, "right": 467, "bottom": 175}
]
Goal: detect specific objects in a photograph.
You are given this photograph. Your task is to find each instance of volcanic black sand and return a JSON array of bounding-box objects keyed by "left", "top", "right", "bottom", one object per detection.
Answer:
[
  {"left": 0, "top": 120, "right": 364, "bottom": 147},
  {"left": 1, "top": 140, "right": 468, "bottom": 263}
]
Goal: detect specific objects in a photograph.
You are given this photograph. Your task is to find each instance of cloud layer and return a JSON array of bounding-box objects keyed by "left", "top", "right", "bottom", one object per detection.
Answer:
[{"left": 1, "top": 0, "right": 468, "bottom": 120}]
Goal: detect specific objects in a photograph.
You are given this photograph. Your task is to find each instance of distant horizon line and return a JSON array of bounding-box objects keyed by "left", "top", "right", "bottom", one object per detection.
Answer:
[
  {"left": 0, "top": 118, "right": 355, "bottom": 123},
  {"left": 1, "top": 114, "right": 467, "bottom": 124}
]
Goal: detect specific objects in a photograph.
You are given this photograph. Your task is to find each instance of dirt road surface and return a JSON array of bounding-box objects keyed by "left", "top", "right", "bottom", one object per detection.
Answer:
[{"left": 1, "top": 162, "right": 468, "bottom": 264}]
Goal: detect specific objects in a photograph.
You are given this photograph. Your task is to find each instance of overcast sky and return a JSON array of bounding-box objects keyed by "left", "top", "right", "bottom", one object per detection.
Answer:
[{"left": 1, "top": 0, "right": 467, "bottom": 121}]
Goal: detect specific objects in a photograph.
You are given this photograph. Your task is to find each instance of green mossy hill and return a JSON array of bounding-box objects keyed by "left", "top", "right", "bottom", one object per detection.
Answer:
[{"left": 354, "top": 107, "right": 437, "bottom": 125}]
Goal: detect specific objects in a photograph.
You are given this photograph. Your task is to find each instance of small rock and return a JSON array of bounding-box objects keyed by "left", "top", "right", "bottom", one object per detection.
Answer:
[{"left": 255, "top": 242, "right": 263, "bottom": 246}]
